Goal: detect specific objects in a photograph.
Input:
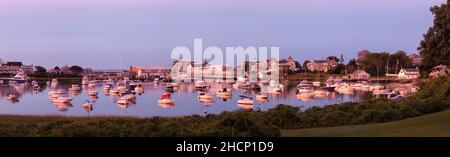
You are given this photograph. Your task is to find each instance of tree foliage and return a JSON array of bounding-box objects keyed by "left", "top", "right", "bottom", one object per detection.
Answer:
[
  {"left": 69, "top": 65, "right": 84, "bottom": 75},
  {"left": 418, "top": 1, "right": 450, "bottom": 71},
  {"left": 356, "top": 50, "right": 414, "bottom": 76}
]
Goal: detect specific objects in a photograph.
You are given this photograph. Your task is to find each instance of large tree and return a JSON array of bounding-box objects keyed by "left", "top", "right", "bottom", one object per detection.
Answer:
[
  {"left": 418, "top": 1, "right": 450, "bottom": 71},
  {"left": 69, "top": 65, "right": 84, "bottom": 75}
]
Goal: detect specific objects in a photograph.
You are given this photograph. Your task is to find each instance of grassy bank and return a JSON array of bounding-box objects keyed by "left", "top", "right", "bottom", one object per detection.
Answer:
[
  {"left": 282, "top": 109, "right": 450, "bottom": 137},
  {"left": 0, "top": 113, "right": 280, "bottom": 137}
]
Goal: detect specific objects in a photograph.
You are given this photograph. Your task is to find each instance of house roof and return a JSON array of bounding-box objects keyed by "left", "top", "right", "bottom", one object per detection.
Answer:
[
  {"left": 309, "top": 60, "right": 328, "bottom": 63},
  {"left": 402, "top": 68, "right": 419, "bottom": 72},
  {"left": 351, "top": 70, "right": 370, "bottom": 75}
]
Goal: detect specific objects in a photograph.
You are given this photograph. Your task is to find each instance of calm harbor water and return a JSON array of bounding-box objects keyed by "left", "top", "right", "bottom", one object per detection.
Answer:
[{"left": 0, "top": 81, "right": 363, "bottom": 117}]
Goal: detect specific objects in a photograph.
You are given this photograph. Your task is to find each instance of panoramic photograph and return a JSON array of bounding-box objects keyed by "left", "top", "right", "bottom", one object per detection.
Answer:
[{"left": 0, "top": 0, "right": 449, "bottom": 153}]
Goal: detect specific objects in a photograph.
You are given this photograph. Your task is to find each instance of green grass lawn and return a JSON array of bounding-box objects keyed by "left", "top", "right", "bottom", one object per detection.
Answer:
[{"left": 282, "top": 109, "right": 450, "bottom": 137}]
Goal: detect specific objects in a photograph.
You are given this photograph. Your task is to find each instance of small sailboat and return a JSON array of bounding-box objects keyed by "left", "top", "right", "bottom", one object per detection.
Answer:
[
  {"left": 237, "top": 95, "right": 254, "bottom": 105},
  {"left": 158, "top": 92, "right": 175, "bottom": 105},
  {"left": 216, "top": 88, "right": 232, "bottom": 97},
  {"left": 7, "top": 94, "right": 18, "bottom": 100}
]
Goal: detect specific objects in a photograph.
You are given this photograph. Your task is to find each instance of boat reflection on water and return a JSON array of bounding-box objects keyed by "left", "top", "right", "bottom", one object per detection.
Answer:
[
  {"left": 158, "top": 102, "right": 175, "bottom": 109},
  {"left": 0, "top": 79, "right": 380, "bottom": 117},
  {"left": 52, "top": 102, "right": 73, "bottom": 112}
]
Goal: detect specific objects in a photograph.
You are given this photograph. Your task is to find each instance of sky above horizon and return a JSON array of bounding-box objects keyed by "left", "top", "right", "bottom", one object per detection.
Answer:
[{"left": 0, "top": 0, "right": 447, "bottom": 69}]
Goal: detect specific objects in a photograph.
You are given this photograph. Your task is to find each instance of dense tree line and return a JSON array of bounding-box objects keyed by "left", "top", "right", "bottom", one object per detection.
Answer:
[{"left": 355, "top": 50, "right": 414, "bottom": 76}]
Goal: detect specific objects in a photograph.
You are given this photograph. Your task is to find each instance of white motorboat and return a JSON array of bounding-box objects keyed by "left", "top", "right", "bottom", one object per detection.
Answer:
[
  {"left": 153, "top": 78, "right": 160, "bottom": 83},
  {"left": 195, "top": 80, "right": 208, "bottom": 88},
  {"left": 198, "top": 92, "right": 214, "bottom": 100},
  {"left": 109, "top": 88, "right": 120, "bottom": 95},
  {"left": 237, "top": 96, "right": 254, "bottom": 105},
  {"left": 117, "top": 97, "right": 129, "bottom": 105},
  {"left": 2, "top": 71, "right": 28, "bottom": 84},
  {"left": 312, "top": 81, "right": 321, "bottom": 87},
  {"left": 216, "top": 88, "right": 232, "bottom": 96},
  {"left": 337, "top": 85, "right": 354, "bottom": 94},
  {"left": 103, "top": 84, "right": 112, "bottom": 91},
  {"left": 255, "top": 93, "right": 269, "bottom": 100},
  {"left": 158, "top": 99, "right": 175, "bottom": 105},
  {"left": 49, "top": 89, "right": 68, "bottom": 98},
  {"left": 123, "top": 94, "right": 136, "bottom": 100},
  {"left": 51, "top": 79, "right": 58, "bottom": 88},
  {"left": 88, "top": 90, "right": 98, "bottom": 96},
  {"left": 297, "top": 80, "right": 312, "bottom": 90},
  {"left": 69, "top": 84, "right": 82, "bottom": 91}
]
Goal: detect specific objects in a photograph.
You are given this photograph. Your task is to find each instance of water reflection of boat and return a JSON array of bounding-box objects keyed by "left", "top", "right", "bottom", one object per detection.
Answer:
[
  {"left": 297, "top": 96, "right": 313, "bottom": 102},
  {"left": 158, "top": 99, "right": 175, "bottom": 105},
  {"left": 83, "top": 101, "right": 93, "bottom": 110},
  {"left": 82, "top": 76, "right": 89, "bottom": 85},
  {"left": 199, "top": 98, "right": 214, "bottom": 104},
  {"left": 158, "top": 101, "right": 175, "bottom": 108},
  {"left": 237, "top": 103, "right": 254, "bottom": 110},
  {"left": 88, "top": 90, "right": 98, "bottom": 96},
  {"left": 297, "top": 80, "right": 312, "bottom": 90},
  {"left": 198, "top": 92, "right": 214, "bottom": 100},
  {"left": 52, "top": 102, "right": 73, "bottom": 112},
  {"left": 313, "top": 90, "right": 328, "bottom": 98},
  {"left": 195, "top": 80, "right": 208, "bottom": 89},
  {"left": 296, "top": 92, "right": 315, "bottom": 99}
]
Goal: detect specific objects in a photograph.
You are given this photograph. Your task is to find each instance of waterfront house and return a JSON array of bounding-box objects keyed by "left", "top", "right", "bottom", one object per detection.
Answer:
[
  {"left": 398, "top": 68, "right": 420, "bottom": 79},
  {"left": 429, "top": 64, "right": 449, "bottom": 78},
  {"left": 348, "top": 70, "right": 371, "bottom": 80},
  {"left": 0, "top": 61, "right": 34, "bottom": 75},
  {"left": 306, "top": 59, "right": 338, "bottom": 72},
  {"left": 130, "top": 65, "right": 170, "bottom": 79},
  {"left": 280, "top": 56, "right": 298, "bottom": 72}
]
